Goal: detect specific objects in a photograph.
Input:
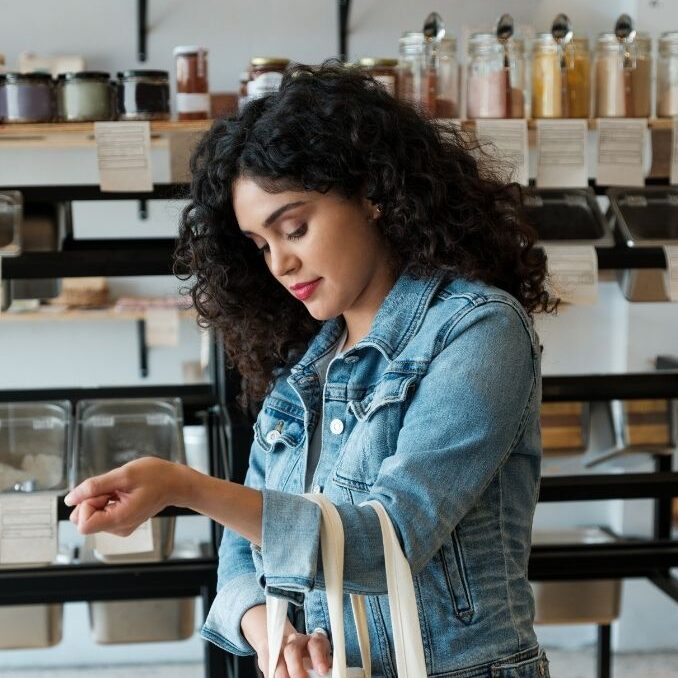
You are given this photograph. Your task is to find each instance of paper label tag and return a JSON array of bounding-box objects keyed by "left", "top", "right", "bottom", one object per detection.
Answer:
[
  {"left": 0, "top": 494, "right": 57, "bottom": 565},
  {"left": 176, "top": 92, "right": 210, "bottom": 114},
  {"left": 475, "top": 119, "right": 529, "bottom": 186},
  {"left": 145, "top": 308, "right": 180, "bottom": 347},
  {"left": 543, "top": 245, "right": 598, "bottom": 305},
  {"left": 94, "top": 518, "right": 154, "bottom": 556},
  {"left": 536, "top": 120, "right": 588, "bottom": 188},
  {"left": 596, "top": 119, "right": 646, "bottom": 186},
  {"left": 169, "top": 131, "right": 202, "bottom": 183},
  {"left": 664, "top": 245, "right": 678, "bottom": 301},
  {"left": 670, "top": 118, "right": 678, "bottom": 186},
  {"left": 94, "top": 121, "right": 153, "bottom": 192}
]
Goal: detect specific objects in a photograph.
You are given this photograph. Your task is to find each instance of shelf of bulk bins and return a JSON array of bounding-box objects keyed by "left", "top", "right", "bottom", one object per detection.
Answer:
[{"left": 0, "top": 134, "right": 232, "bottom": 677}]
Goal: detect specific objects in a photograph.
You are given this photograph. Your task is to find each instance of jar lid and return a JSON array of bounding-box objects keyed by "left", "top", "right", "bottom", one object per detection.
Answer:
[
  {"left": 250, "top": 57, "right": 290, "bottom": 67},
  {"left": 659, "top": 31, "right": 678, "bottom": 44},
  {"left": 173, "top": 45, "right": 208, "bottom": 56},
  {"left": 0, "top": 71, "right": 53, "bottom": 84},
  {"left": 58, "top": 71, "right": 110, "bottom": 81},
  {"left": 358, "top": 57, "right": 398, "bottom": 68},
  {"left": 399, "top": 31, "right": 456, "bottom": 49},
  {"left": 597, "top": 32, "right": 651, "bottom": 49},
  {"left": 118, "top": 69, "right": 170, "bottom": 80}
]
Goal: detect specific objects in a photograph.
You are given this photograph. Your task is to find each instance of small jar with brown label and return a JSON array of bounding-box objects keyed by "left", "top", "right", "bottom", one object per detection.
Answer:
[
  {"left": 358, "top": 58, "right": 398, "bottom": 96},
  {"left": 174, "top": 46, "right": 209, "bottom": 120}
]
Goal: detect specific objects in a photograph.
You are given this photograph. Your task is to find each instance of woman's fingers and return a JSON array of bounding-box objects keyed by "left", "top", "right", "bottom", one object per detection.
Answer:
[
  {"left": 307, "top": 630, "right": 332, "bottom": 675},
  {"left": 76, "top": 495, "right": 135, "bottom": 535},
  {"left": 65, "top": 467, "right": 129, "bottom": 507},
  {"left": 273, "top": 655, "right": 291, "bottom": 678},
  {"left": 282, "top": 632, "right": 310, "bottom": 678},
  {"left": 68, "top": 494, "right": 110, "bottom": 526}
]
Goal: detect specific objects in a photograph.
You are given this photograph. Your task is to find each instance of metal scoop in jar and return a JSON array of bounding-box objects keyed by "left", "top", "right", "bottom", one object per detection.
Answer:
[
  {"left": 551, "top": 13, "right": 573, "bottom": 118},
  {"left": 614, "top": 13, "right": 637, "bottom": 116},
  {"left": 495, "top": 13, "right": 514, "bottom": 118},
  {"left": 422, "top": 12, "right": 445, "bottom": 117}
]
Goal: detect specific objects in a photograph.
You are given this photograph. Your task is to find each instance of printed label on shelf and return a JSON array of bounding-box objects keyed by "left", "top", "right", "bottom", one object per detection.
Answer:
[
  {"left": 670, "top": 117, "right": 678, "bottom": 186},
  {"left": 0, "top": 257, "right": 3, "bottom": 315},
  {"left": 596, "top": 118, "right": 646, "bottom": 187},
  {"left": 145, "top": 307, "right": 180, "bottom": 347},
  {"left": 475, "top": 119, "right": 529, "bottom": 186},
  {"left": 94, "top": 121, "right": 153, "bottom": 192},
  {"left": 94, "top": 518, "right": 154, "bottom": 557},
  {"left": 543, "top": 245, "right": 598, "bottom": 305},
  {"left": 0, "top": 494, "right": 57, "bottom": 565},
  {"left": 664, "top": 245, "right": 678, "bottom": 301},
  {"left": 176, "top": 92, "right": 210, "bottom": 114},
  {"left": 536, "top": 120, "right": 588, "bottom": 188}
]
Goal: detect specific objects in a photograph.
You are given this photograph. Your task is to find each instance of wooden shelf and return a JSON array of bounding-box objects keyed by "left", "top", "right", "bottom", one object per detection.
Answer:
[
  {"left": 453, "top": 118, "right": 674, "bottom": 131},
  {"left": 0, "top": 306, "right": 195, "bottom": 323},
  {"left": 0, "top": 119, "right": 212, "bottom": 137}
]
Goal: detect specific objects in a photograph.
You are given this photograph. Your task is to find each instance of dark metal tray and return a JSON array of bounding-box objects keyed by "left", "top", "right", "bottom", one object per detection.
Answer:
[{"left": 608, "top": 187, "right": 678, "bottom": 247}]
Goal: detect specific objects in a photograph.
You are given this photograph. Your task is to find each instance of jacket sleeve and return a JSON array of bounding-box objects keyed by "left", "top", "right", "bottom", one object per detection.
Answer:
[
  {"left": 259, "top": 299, "right": 539, "bottom": 603},
  {"left": 200, "top": 431, "right": 267, "bottom": 656}
]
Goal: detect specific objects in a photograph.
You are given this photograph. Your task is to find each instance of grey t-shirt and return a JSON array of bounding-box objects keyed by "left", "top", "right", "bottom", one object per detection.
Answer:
[{"left": 304, "top": 328, "right": 347, "bottom": 491}]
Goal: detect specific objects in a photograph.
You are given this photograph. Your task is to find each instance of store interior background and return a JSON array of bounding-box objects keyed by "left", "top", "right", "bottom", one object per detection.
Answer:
[{"left": 1, "top": 0, "right": 677, "bottom": 670}]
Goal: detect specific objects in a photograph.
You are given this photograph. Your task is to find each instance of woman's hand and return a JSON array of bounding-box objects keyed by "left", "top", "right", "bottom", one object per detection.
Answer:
[
  {"left": 259, "top": 630, "right": 333, "bottom": 678},
  {"left": 64, "top": 456, "right": 186, "bottom": 536}
]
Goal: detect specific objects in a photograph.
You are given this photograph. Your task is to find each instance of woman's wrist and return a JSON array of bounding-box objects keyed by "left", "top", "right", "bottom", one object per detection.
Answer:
[{"left": 167, "top": 461, "right": 201, "bottom": 509}]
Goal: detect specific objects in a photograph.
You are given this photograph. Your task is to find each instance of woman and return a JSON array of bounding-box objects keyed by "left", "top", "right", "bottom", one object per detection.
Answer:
[{"left": 66, "top": 62, "right": 555, "bottom": 678}]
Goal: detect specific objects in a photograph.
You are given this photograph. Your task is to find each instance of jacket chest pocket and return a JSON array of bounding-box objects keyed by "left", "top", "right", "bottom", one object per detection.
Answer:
[
  {"left": 332, "top": 373, "right": 419, "bottom": 496},
  {"left": 254, "top": 396, "right": 306, "bottom": 491}
]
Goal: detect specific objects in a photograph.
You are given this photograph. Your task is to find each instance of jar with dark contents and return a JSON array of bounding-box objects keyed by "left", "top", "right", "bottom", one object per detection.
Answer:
[
  {"left": 246, "top": 58, "right": 290, "bottom": 103},
  {"left": 173, "top": 46, "right": 209, "bottom": 120},
  {"left": 117, "top": 70, "right": 170, "bottom": 121},
  {"left": 0, "top": 72, "right": 54, "bottom": 123},
  {"left": 358, "top": 58, "right": 398, "bottom": 96},
  {"left": 57, "top": 72, "right": 114, "bottom": 122}
]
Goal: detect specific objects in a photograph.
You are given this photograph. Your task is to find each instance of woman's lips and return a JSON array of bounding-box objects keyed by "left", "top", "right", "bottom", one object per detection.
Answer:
[{"left": 291, "top": 278, "right": 322, "bottom": 301}]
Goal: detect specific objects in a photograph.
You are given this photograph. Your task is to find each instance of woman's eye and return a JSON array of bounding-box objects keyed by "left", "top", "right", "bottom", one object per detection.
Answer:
[{"left": 286, "top": 223, "right": 307, "bottom": 241}]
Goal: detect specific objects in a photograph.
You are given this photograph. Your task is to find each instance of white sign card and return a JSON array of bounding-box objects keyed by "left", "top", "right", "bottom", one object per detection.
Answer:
[
  {"left": 144, "top": 308, "right": 180, "bottom": 347},
  {"left": 664, "top": 245, "right": 678, "bottom": 302},
  {"left": 670, "top": 117, "right": 678, "bottom": 186},
  {"left": 0, "top": 494, "right": 57, "bottom": 565},
  {"left": 94, "top": 122, "right": 153, "bottom": 192},
  {"left": 536, "top": 120, "right": 588, "bottom": 188},
  {"left": 596, "top": 118, "right": 646, "bottom": 187},
  {"left": 94, "top": 518, "right": 154, "bottom": 557},
  {"left": 475, "top": 119, "right": 529, "bottom": 186},
  {"left": 543, "top": 245, "right": 598, "bottom": 305}
]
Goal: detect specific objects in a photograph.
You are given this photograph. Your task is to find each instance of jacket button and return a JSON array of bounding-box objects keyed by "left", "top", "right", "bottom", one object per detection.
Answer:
[
  {"left": 329, "top": 418, "right": 344, "bottom": 434},
  {"left": 266, "top": 430, "right": 282, "bottom": 444}
]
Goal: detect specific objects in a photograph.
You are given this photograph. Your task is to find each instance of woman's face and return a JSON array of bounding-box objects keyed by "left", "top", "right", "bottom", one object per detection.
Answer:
[{"left": 232, "top": 177, "right": 393, "bottom": 321}]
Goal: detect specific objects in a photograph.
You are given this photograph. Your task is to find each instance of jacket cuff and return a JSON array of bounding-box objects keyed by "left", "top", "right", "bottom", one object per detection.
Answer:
[
  {"left": 201, "top": 571, "right": 266, "bottom": 656},
  {"left": 260, "top": 489, "right": 322, "bottom": 605}
]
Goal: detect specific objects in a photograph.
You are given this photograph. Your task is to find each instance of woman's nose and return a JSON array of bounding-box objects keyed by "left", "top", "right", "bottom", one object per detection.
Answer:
[{"left": 269, "top": 244, "right": 299, "bottom": 279}]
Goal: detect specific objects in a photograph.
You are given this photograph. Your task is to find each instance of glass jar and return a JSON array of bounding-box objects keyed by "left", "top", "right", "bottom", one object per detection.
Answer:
[
  {"left": 466, "top": 32, "right": 507, "bottom": 119},
  {"left": 246, "top": 57, "right": 289, "bottom": 104},
  {"left": 566, "top": 37, "right": 591, "bottom": 118},
  {"left": 117, "top": 70, "right": 170, "bottom": 121},
  {"left": 56, "top": 72, "right": 113, "bottom": 122},
  {"left": 594, "top": 32, "right": 652, "bottom": 118},
  {"left": 173, "top": 46, "right": 209, "bottom": 120},
  {"left": 507, "top": 37, "right": 526, "bottom": 118},
  {"left": 532, "top": 33, "right": 562, "bottom": 118},
  {"left": 657, "top": 32, "right": 678, "bottom": 118},
  {"left": 358, "top": 58, "right": 398, "bottom": 97},
  {"left": 0, "top": 72, "right": 54, "bottom": 123},
  {"left": 397, "top": 32, "right": 459, "bottom": 118}
]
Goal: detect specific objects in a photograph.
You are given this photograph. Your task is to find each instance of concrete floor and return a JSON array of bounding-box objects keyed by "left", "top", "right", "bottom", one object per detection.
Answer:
[{"left": 1, "top": 649, "right": 677, "bottom": 678}]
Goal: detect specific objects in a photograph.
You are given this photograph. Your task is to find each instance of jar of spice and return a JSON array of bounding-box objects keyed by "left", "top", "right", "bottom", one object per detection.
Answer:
[
  {"left": 466, "top": 33, "right": 507, "bottom": 119},
  {"left": 565, "top": 37, "right": 591, "bottom": 118},
  {"left": 0, "top": 72, "right": 54, "bottom": 123},
  {"left": 358, "top": 58, "right": 398, "bottom": 97},
  {"left": 117, "top": 70, "right": 171, "bottom": 121},
  {"left": 594, "top": 32, "right": 652, "bottom": 118},
  {"left": 532, "top": 33, "right": 562, "bottom": 118},
  {"left": 507, "top": 37, "right": 526, "bottom": 118},
  {"left": 56, "top": 72, "right": 113, "bottom": 122},
  {"left": 173, "top": 46, "right": 209, "bottom": 120},
  {"left": 657, "top": 32, "right": 678, "bottom": 117},
  {"left": 246, "top": 58, "right": 289, "bottom": 104}
]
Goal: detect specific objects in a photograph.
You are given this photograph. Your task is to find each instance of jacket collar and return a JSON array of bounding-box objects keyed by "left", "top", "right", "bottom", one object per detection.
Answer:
[{"left": 289, "top": 270, "right": 447, "bottom": 377}]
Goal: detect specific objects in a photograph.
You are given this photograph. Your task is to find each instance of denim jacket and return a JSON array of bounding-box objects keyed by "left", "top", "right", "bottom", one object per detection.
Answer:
[{"left": 202, "top": 271, "right": 549, "bottom": 678}]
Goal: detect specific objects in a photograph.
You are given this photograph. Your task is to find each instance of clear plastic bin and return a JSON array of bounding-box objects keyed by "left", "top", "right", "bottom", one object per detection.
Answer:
[
  {"left": 532, "top": 528, "right": 621, "bottom": 624},
  {"left": 72, "top": 398, "right": 185, "bottom": 563},
  {"left": 0, "top": 190, "right": 22, "bottom": 256}
]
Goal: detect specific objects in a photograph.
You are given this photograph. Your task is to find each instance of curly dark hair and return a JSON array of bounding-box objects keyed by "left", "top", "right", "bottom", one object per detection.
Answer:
[{"left": 175, "top": 61, "right": 554, "bottom": 409}]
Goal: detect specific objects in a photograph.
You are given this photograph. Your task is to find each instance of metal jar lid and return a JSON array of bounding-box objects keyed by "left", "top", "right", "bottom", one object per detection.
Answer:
[
  {"left": 250, "top": 57, "right": 290, "bottom": 68},
  {"left": 117, "top": 69, "right": 170, "bottom": 81},
  {"left": 358, "top": 57, "right": 398, "bottom": 68},
  {"left": 0, "top": 71, "right": 53, "bottom": 85},
  {"left": 58, "top": 71, "right": 111, "bottom": 82}
]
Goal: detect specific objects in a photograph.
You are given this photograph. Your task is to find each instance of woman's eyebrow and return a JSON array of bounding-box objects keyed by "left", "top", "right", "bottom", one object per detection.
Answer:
[{"left": 241, "top": 201, "right": 308, "bottom": 236}]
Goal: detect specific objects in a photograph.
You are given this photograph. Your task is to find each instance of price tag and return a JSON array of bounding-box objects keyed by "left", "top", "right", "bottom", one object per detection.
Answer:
[
  {"left": 664, "top": 245, "right": 678, "bottom": 301},
  {"left": 94, "top": 518, "right": 154, "bottom": 557},
  {"left": 536, "top": 120, "right": 588, "bottom": 188},
  {"left": 94, "top": 121, "right": 153, "bottom": 192},
  {"left": 144, "top": 308, "right": 180, "bottom": 347},
  {"left": 596, "top": 118, "right": 646, "bottom": 186},
  {"left": 475, "top": 119, "right": 529, "bottom": 186},
  {"left": 0, "top": 494, "right": 57, "bottom": 565},
  {"left": 543, "top": 245, "right": 598, "bottom": 305}
]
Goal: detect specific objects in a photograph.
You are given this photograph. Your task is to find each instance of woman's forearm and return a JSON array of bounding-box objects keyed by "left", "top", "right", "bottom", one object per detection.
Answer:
[{"left": 174, "top": 464, "right": 263, "bottom": 546}]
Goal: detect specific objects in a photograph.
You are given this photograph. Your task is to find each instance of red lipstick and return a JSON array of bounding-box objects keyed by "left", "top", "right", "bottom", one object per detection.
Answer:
[{"left": 290, "top": 278, "right": 322, "bottom": 301}]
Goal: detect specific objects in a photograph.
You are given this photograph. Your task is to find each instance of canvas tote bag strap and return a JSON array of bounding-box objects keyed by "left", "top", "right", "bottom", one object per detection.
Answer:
[{"left": 362, "top": 500, "right": 427, "bottom": 677}]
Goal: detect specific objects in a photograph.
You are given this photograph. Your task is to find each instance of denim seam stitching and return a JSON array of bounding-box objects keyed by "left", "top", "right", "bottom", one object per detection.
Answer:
[{"left": 499, "top": 464, "right": 521, "bottom": 650}]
